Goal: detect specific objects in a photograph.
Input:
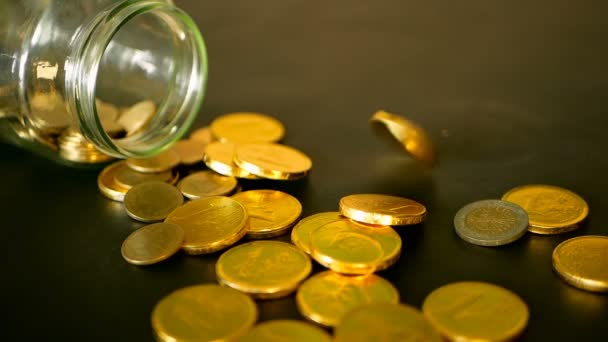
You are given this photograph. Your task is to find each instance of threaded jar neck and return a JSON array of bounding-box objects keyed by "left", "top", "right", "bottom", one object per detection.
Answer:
[{"left": 66, "top": 0, "right": 207, "bottom": 158}]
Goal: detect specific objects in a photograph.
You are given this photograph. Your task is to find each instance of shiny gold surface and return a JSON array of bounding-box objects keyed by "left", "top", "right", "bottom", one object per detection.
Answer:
[
  {"left": 296, "top": 271, "right": 399, "bottom": 327},
  {"left": 238, "top": 320, "right": 331, "bottom": 342},
  {"left": 117, "top": 100, "right": 156, "bottom": 135},
  {"left": 203, "top": 141, "right": 259, "bottom": 179},
  {"left": 339, "top": 193, "right": 426, "bottom": 226},
  {"left": 152, "top": 284, "right": 257, "bottom": 342},
  {"left": 309, "top": 219, "right": 401, "bottom": 274},
  {"left": 58, "top": 128, "right": 113, "bottom": 164},
  {"left": 177, "top": 170, "right": 238, "bottom": 200},
  {"left": 96, "top": 98, "right": 124, "bottom": 136},
  {"left": 190, "top": 126, "right": 215, "bottom": 144},
  {"left": 216, "top": 241, "right": 312, "bottom": 299},
  {"left": 552, "top": 235, "right": 608, "bottom": 293},
  {"left": 335, "top": 303, "right": 442, "bottom": 342},
  {"left": 124, "top": 182, "right": 184, "bottom": 222},
  {"left": 165, "top": 196, "right": 249, "bottom": 255},
  {"left": 502, "top": 184, "right": 589, "bottom": 234},
  {"left": 126, "top": 149, "right": 181, "bottom": 173},
  {"left": 171, "top": 139, "right": 206, "bottom": 165},
  {"left": 234, "top": 143, "right": 312, "bottom": 180},
  {"left": 114, "top": 166, "right": 175, "bottom": 190},
  {"left": 121, "top": 222, "right": 184, "bottom": 266},
  {"left": 210, "top": 112, "right": 285, "bottom": 143},
  {"left": 97, "top": 161, "right": 130, "bottom": 202},
  {"left": 291, "top": 212, "right": 343, "bottom": 254},
  {"left": 369, "top": 110, "right": 436, "bottom": 165},
  {"left": 422, "top": 281, "right": 529, "bottom": 341},
  {"left": 232, "top": 190, "right": 302, "bottom": 239}
]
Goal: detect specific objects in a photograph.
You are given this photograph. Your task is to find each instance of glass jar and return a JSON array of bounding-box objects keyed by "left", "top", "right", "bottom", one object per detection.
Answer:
[{"left": 0, "top": 0, "right": 207, "bottom": 165}]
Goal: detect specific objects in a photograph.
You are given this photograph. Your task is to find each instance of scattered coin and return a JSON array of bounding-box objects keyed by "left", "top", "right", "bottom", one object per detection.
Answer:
[
  {"left": 238, "top": 320, "right": 331, "bottom": 342},
  {"left": 165, "top": 196, "right": 249, "bottom": 255},
  {"left": 58, "top": 128, "right": 114, "bottom": 164},
  {"left": 339, "top": 193, "right": 426, "bottom": 226},
  {"left": 422, "top": 281, "right": 529, "bottom": 341},
  {"left": 291, "top": 212, "right": 343, "bottom": 254},
  {"left": 552, "top": 235, "right": 608, "bottom": 293},
  {"left": 124, "top": 181, "right": 184, "bottom": 222},
  {"left": 210, "top": 112, "right": 285, "bottom": 143},
  {"left": 234, "top": 142, "right": 312, "bottom": 180},
  {"left": 152, "top": 284, "right": 257, "bottom": 342},
  {"left": 126, "top": 148, "right": 181, "bottom": 173},
  {"left": 190, "top": 126, "right": 215, "bottom": 144},
  {"left": 97, "top": 161, "right": 130, "bottom": 201},
  {"left": 502, "top": 184, "right": 588, "bottom": 234},
  {"left": 369, "top": 110, "right": 436, "bottom": 165},
  {"left": 454, "top": 199, "right": 529, "bottom": 247},
  {"left": 203, "top": 141, "right": 259, "bottom": 179},
  {"left": 216, "top": 241, "right": 312, "bottom": 299},
  {"left": 121, "top": 222, "right": 184, "bottom": 266},
  {"left": 334, "top": 303, "right": 442, "bottom": 342},
  {"left": 231, "top": 190, "right": 302, "bottom": 239},
  {"left": 114, "top": 165, "right": 176, "bottom": 190},
  {"left": 296, "top": 271, "right": 399, "bottom": 327},
  {"left": 117, "top": 100, "right": 156, "bottom": 135},
  {"left": 177, "top": 170, "right": 238, "bottom": 199},
  {"left": 171, "top": 139, "right": 206, "bottom": 165}
]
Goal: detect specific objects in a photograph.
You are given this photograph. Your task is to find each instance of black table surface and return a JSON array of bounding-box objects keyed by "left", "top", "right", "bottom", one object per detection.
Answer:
[{"left": 2, "top": 0, "right": 608, "bottom": 340}]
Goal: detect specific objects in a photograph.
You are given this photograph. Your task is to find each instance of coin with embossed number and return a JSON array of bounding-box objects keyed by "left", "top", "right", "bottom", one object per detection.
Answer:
[
  {"left": 454, "top": 199, "right": 529, "bottom": 247},
  {"left": 552, "top": 235, "right": 608, "bottom": 293},
  {"left": 216, "top": 241, "right": 312, "bottom": 299}
]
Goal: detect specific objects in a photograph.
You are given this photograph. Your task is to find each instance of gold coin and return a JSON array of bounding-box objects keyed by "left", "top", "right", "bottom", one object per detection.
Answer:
[
  {"left": 152, "top": 284, "right": 257, "bottom": 342},
  {"left": 369, "top": 110, "right": 436, "bottom": 165},
  {"left": 238, "top": 320, "right": 331, "bottom": 342},
  {"left": 502, "top": 184, "right": 589, "bottom": 234},
  {"left": 231, "top": 190, "right": 302, "bottom": 239},
  {"left": 117, "top": 100, "right": 156, "bottom": 135},
  {"left": 335, "top": 303, "right": 442, "bottom": 342},
  {"left": 216, "top": 241, "right": 312, "bottom": 299},
  {"left": 177, "top": 171, "right": 238, "bottom": 200},
  {"left": 113, "top": 165, "right": 175, "bottom": 190},
  {"left": 339, "top": 193, "right": 426, "bottom": 226},
  {"left": 296, "top": 271, "right": 399, "bottom": 327},
  {"left": 190, "top": 126, "right": 215, "bottom": 144},
  {"left": 171, "top": 139, "right": 206, "bottom": 165},
  {"left": 291, "top": 212, "right": 343, "bottom": 254},
  {"left": 126, "top": 148, "right": 181, "bottom": 173},
  {"left": 165, "top": 196, "right": 249, "bottom": 255},
  {"left": 120, "top": 222, "right": 184, "bottom": 266},
  {"left": 422, "top": 281, "right": 529, "bottom": 341},
  {"left": 97, "top": 161, "right": 130, "bottom": 201},
  {"left": 552, "top": 235, "right": 608, "bottom": 293},
  {"left": 210, "top": 112, "right": 285, "bottom": 143},
  {"left": 309, "top": 219, "right": 401, "bottom": 275},
  {"left": 234, "top": 143, "right": 312, "bottom": 180},
  {"left": 124, "top": 182, "right": 184, "bottom": 222},
  {"left": 203, "top": 141, "right": 259, "bottom": 179}
]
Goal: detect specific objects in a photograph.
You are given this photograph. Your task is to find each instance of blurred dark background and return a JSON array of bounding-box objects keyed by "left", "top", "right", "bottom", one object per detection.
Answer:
[{"left": 1, "top": 0, "right": 607, "bottom": 340}]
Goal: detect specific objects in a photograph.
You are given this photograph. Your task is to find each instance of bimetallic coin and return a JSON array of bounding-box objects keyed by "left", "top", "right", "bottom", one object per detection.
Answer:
[
  {"left": 171, "top": 139, "right": 206, "bottom": 165},
  {"left": 121, "top": 222, "right": 184, "bottom": 266},
  {"left": 117, "top": 100, "right": 156, "bottom": 135},
  {"left": 114, "top": 165, "right": 175, "bottom": 190},
  {"left": 502, "top": 184, "right": 589, "bottom": 234},
  {"left": 126, "top": 149, "right": 181, "bottom": 173},
  {"left": 190, "top": 126, "right": 215, "bottom": 144},
  {"left": 291, "top": 212, "right": 343, "bottom": 254},
  {"left": 339, "top": 194, "right": 426, "bottom": 226},
  {"left": 152, "top": 284, "right": 257, "bottom": 342},
  {"left": 552, "top": 235, "right": 608, "bottom": 293},
  {"left": 165, "top": 196, "right": 249, "bottom": 255},
  {"left": 97, "top": 161, "right": 130, "bottom": 201},
  {"left": 234, "top": 143, "right": 312, "bottom": 180},
  {"left": 369, "top": 110, "right": 436, "bottom": 165},
  {"left": 216, "top": 241, "right": 312, "bottom": 299},
  {"left": 124, "top": 182, "right": 184, "bottom": 222},
  {"left": 238, "top": 320, "right": 331, "bottom": 342},
  {"left": 178, "top": 171, "right": 238, "bottom": 200},
  {"left": 296, "top": 271, "right": 399, "bottom": 327},
  {"left": 203, "top": 141, "right": 259, "bottom": 179},
  {"left": 335, "top": 303, "right": 442, "bottom": 342},
  {"left": 422, "top": 282, "right": 529, "bottom": 342},
  {"left": 210, "top": 112, "right": 285, "bottom": 143},
  {"left": 232, "top": 190, "right": 302, "bottom": 239},
  {"left": 454, "top": 199, "right": 529, "bottom": 246}
]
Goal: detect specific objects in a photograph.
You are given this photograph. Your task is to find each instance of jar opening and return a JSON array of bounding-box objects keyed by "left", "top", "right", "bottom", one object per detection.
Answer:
[{"left": 72, "top": 1, "right": 207, "bottom": 158}]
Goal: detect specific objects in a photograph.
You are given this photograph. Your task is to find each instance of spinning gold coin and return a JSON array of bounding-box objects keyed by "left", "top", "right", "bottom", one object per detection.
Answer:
[
  {"left": 121, "top": 222, "right": 184, "bottom": 266},
  {"left": 177, "top": 170, "right": 238, "bottom": 199},
  {"left": 124, "top": 182, "right": 184, "bottom": 222},
  {"left": 339, "top": 193, "right": 426, "bottom": 226},
  {"left": 97, "top": 161, "right": 130, "bottom": 202},
  {"left": 234, "top": 143, "right": 312, "bottom": 180},
  {"left": 232, "top": 190, "right": 302, "bottom": 238},
  {"left": 210, "top": 112, "right": 285, "bottom": 143},
  {"left": 552, "top": 235, "right": 608, "bottom": 293}
]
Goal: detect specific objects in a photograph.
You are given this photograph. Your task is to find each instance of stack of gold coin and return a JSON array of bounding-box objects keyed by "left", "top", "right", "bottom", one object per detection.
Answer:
[{"left": 58, "top": 127, "right": 114, "bottom": 164}]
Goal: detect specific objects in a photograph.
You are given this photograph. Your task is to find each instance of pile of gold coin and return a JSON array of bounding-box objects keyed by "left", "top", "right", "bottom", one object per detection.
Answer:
[{"left": 58, "top": 128, "right": 114, "bottom": 164}]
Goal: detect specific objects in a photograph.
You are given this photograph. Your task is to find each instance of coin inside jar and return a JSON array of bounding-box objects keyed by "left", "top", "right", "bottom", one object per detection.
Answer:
[
  {"left": 339, "top": 193, "right": 426, "bottom": 226},
  {"left": 177, "top": 170, "right": 238, "bottom": 199},
  {"left": 121, "top": 222, "right": 184, "bottom": 266},
  {"left": 124, "top": 181, "right": 184, "bottom": 222}
]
